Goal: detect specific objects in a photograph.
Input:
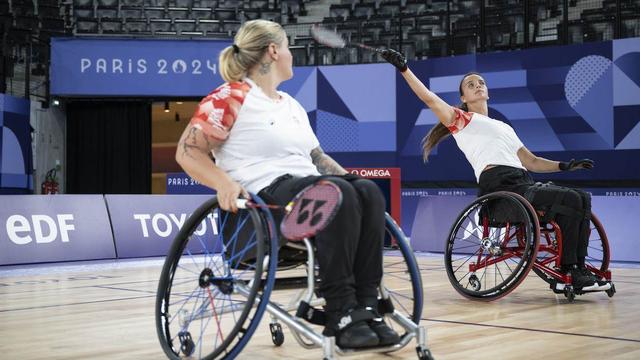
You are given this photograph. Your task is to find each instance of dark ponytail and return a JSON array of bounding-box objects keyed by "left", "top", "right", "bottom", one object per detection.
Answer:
[
  {"left": 421, "top": 123, "right": 451, "bottom": 162},
  {"left": 420, "top": 71, "right": 479, "bottom": 162}
]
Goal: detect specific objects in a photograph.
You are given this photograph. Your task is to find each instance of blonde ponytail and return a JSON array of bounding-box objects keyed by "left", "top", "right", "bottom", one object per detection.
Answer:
[{"left": 219, "top": 20, "right": 286, "bottom": 83}]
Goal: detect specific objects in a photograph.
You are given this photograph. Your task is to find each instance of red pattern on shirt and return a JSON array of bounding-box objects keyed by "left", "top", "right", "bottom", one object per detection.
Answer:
[
  {"left": 190, "top": 81, "right": 251, "bottom": 141},
  {"left": 447, "top": 107, "right": 473, "bottom": 134}
]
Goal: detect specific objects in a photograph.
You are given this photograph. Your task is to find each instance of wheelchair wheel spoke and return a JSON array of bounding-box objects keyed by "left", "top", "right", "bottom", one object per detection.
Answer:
[
  {"left": 496, "top": 263, "right": 506, "bottom": 283},
  {"left": 384, "top": 271, "right": 412, "bottom": 282},
  {"left": 451, "top": 243, "right": 483, "bottom": 252},
  {"left": 452, "top": 248, "right": 482, "bottom": 274},
  {"left": 206, "top": 287, "right": 225, "bottom": 344},
  {"left": 388, "top": 291, "right": 411, "bottom": 316},
  {"left": 458, "top": 223, "right": 483, "bottom": 242}
]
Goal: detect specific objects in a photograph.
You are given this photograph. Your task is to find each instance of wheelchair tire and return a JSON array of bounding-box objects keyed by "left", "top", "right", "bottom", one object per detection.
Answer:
[
  {"left": 533, "top": 212, "right": 611, "bottom": 285},
  {"left": 156, "top": 195, "right": 279, "bottom": 359},
  {"left": 444, "top": 192, "right": 540, "bottom": 300},
  {"left": 382, "top": 214, "right": 423, "bottom": 325}
]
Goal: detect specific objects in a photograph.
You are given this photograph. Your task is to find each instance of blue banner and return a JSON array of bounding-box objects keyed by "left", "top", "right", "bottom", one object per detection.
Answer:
[
  {"left": 166, "top": 172, "right": 215, "bottom": 194},
  {"left": 50, "top": 38, "right": 230, "bottom": 96},
  {"left": 106, "top": 194, "right": 218, "bottom": 258},
  {"left": 0, "top": 195, "right": 115, "bottom": 265}
]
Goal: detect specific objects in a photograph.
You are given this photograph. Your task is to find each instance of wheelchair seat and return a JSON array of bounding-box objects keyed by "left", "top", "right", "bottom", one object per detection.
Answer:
[{"left": 479, "top": 197, "right": 529, "bottom": 227}]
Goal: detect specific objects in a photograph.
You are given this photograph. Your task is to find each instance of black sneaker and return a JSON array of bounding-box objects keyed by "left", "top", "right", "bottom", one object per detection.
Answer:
[
  {"left": 578, "top": 265, "right": 611, "bottom": 291},
  {"left": 357, "top": 297, "right": 401, "bottom": 346},
  {"left": 368, "top": 316, "right": 401, "bottom": 346},
  {"left": 323, "top": 307, "right": 379, "bottom": 348},
  {"left": 565, "top": 264, "right": 598, "bottom": 291}
]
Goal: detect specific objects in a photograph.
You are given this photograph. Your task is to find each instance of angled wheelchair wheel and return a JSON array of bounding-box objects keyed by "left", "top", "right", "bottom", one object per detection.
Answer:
[
  {"left": 444, "top": 192, "right": 540, "bottom": 300},
  {"left": 381, "top": 214, "right": 423, "bottom": 328},
  {"left": 533, "top": 212, "right": 610, "bottom": 284},
  {"left": 156, "top": 195, "right": 279, "bottom": 360}
]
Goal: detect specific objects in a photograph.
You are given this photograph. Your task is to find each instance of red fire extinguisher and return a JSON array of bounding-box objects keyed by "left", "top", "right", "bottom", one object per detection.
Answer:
[{"left": 41, "top": 168, "right": 59, "bottom": 194}]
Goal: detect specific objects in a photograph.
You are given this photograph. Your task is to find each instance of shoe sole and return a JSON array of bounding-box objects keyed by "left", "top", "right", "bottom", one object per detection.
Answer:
[{"left": 555, "top": 282, "right": 612, "bottom": 292}]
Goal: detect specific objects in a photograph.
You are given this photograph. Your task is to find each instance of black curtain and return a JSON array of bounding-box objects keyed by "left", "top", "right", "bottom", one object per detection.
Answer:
[{"left": 66, "top": 101, "right": 151, "bottom": 194}]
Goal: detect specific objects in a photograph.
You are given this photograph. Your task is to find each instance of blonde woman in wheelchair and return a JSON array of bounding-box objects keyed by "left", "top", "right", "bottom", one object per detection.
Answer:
[
  {"left": 381, "top": 49, "right": 610, "bottom": 293},
  {"left": 175, "top": 20, "right": 400, "bottom": 350}
]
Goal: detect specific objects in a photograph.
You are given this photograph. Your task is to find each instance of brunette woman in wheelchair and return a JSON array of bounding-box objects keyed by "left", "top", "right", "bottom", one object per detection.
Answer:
[
  {"left": 174, "top": 20, "right": 400, "bottom": 350},
  {"left": 381, "top": 49, "right": 611, "bottom": 294}
]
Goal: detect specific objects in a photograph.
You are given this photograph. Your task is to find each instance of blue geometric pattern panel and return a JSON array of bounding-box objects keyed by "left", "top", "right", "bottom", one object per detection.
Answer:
[
  {"left": 388, "top": 38, "right": 640, "bottom": 182},
  {"left": 0, "top": 94, "right": 33, "bottom": 194},
  {"left": 316, "top": 110, "right": 358, "bottom": 152},
  {"left": 305, "top": 64, "right": 396, "bottom": 153},
  {"left": 287, "top": 39, "right": 640, "bottom": 181}
]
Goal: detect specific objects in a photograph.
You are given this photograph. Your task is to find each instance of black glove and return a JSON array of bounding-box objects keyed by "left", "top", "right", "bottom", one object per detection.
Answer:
[
  {"left": 559, "top": 158, "right": 594, "bottom": 171},
  {"left": 380, "top": 49, "right": 407, "bottom": 72}
]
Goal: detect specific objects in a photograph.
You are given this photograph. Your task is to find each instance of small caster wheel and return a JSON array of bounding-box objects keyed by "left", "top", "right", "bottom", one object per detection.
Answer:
[
  {"left": 564, "top": 287, "right": 575, "bottom": 303},
  {"left": 606, "top": 283, "right": 616, "bottom": 298},
  {"left": 469, "top": 275, "right": 481, "bottom": 291},
  {"left": 269, "top": 323, "right": 284, "bottom": 346},
  {"left": 416, "top": 346, "right": 434, "bottom": 360},
  {"left": 178, "top": 331, "right": 195, "bottom": 356}
]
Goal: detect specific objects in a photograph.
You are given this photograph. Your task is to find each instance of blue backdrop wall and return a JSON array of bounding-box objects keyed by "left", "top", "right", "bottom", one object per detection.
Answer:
[{"left": 51, "top": 37, "right": 640, "bottom": 183}]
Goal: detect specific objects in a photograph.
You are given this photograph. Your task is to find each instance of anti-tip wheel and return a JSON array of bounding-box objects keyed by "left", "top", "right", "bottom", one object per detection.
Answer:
[
  {"left": 270, "top": 323, "right": 285, "bottom": 346},
  {"left": 417, "top": 346, "right": 434, "bottom": 360}
]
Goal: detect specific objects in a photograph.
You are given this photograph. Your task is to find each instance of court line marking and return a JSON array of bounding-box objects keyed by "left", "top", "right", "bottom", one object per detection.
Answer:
[
  {"left": 94, "top": 285, "right": 158, "bottom": 294},
  {"left": 423, "top": 318, "right": 640, "bottom": 343},
  {"left": 0, "top": 295, "right": 155, "bottom": 313}
]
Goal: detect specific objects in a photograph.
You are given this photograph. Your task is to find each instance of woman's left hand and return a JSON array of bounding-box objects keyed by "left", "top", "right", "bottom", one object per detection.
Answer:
[{"left": 559, "top": 158, "right": 595, "bottom": 171}]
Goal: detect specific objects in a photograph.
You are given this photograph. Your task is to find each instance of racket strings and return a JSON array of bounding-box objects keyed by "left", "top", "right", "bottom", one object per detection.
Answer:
[{"left": 310, "top": 25, "right": 346, "bottom": 48}]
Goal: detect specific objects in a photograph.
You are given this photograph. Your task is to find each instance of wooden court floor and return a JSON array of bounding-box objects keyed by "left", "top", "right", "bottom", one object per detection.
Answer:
[{"left": 1, "top": 255, "right": 639, "bottom": 360}]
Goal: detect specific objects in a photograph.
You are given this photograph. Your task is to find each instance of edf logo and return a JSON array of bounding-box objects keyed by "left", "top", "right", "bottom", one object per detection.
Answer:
[{"left": 5, "top": 214, "right": 75, "bottom": 244}]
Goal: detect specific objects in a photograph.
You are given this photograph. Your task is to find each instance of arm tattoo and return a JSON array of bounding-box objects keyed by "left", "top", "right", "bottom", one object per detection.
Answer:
[
  {"left": 179, "top": 127, "right": 212, "bottom": 160},
  {"left": 310, "top": 146, "right": 347, "bottom": 175}
]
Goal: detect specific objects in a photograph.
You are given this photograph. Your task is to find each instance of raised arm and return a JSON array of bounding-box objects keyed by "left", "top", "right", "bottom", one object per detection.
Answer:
[{"left": 381, "top": 49, "right": 455, "bottom": 126}]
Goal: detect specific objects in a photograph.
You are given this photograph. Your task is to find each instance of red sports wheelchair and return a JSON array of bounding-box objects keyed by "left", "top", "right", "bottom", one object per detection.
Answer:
[{"left": 444, "top": 191, "right": 616, "bottom": 302}]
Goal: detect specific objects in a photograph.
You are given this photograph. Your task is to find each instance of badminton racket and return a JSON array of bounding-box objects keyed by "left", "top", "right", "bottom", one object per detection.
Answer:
[
  {"left": 310, "top": 24, "right": 384, "bottom": 53},
  {"left": 236, "top": 180, "right": 342, "bottom": 241}
]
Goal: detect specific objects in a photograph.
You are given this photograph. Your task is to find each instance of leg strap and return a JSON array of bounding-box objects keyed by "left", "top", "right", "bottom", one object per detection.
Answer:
[
  {"left": 297, "top": 300, "right": 376, "bottom": 332},
  {"left": 296, "top": 301, "right": 326, "bottom": 326},
  {"left": 378, "top": 297, "right": 395, "bottom": 315},
  {"left": 330, "top": 308, "right": 376, "bottom": 332}
]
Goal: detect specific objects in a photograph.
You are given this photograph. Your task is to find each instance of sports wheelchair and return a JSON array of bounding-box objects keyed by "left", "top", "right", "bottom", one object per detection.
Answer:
[
  {"left": 155, "top": 192, "right": 433, "bottom": 359},
  {"left": 444, "top": 191, "right": 616, "bottom": 302}
]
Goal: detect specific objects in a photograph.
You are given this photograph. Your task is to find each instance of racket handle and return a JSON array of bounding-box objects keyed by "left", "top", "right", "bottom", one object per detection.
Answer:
[
  {"left": 236, "top": 199, "right": 248, "bottom": 209},
  {"left": 358, "top": 43, "right": 383, "bottom": 53}
]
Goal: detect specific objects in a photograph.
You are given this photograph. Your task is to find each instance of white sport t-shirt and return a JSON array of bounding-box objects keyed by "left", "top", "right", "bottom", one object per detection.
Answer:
[
  {"left": 447, "top": 107, "right": 526, "bottom": 182},
  {"left": 190, "top": 78, "right": 321, "bottom": 193}
]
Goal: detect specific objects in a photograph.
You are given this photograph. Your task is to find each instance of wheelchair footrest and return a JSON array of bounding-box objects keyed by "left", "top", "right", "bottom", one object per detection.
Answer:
[{"left": 551, "top": 280, "right": 613, "bottom": 294}]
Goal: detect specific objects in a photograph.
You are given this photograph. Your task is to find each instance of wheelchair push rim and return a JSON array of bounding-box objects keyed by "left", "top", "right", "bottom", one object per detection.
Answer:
[
  {"left": 155, "top": 195, "right": 279, "bottom": 360},
  {"left": 383, "top": 213, "right": 424, "bottom": 327},
  {"left": 444, "top": 192, "right": 540, "bottom": 301}
]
